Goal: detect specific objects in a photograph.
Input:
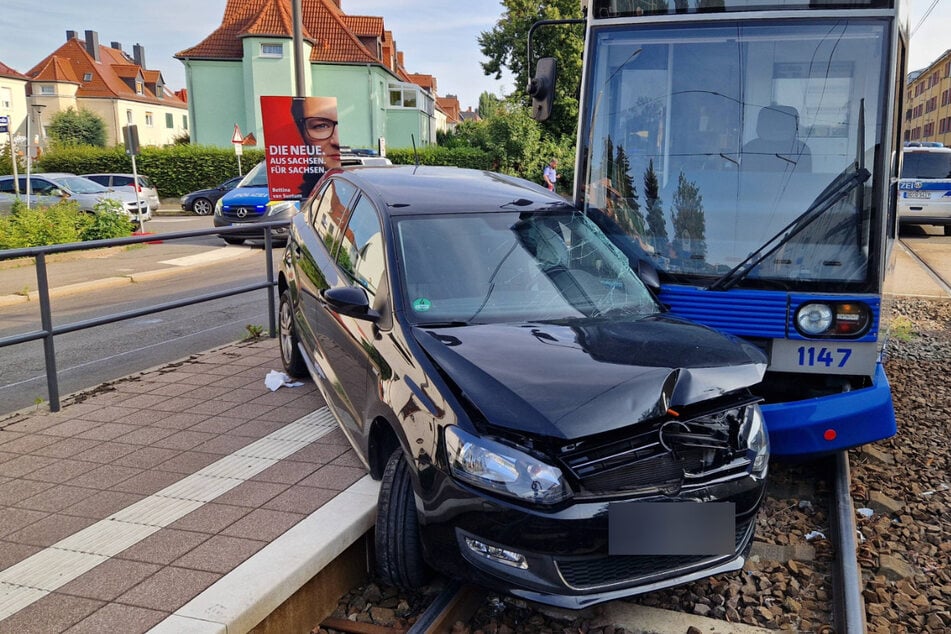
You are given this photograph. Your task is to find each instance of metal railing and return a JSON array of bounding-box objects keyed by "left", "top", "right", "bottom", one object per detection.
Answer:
[{"left": 0, "top": 221, "right": 289, "bottom": 412}]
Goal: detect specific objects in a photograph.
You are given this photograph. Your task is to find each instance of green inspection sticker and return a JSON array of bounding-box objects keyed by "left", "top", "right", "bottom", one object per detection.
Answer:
[{"left": 412, "top": 298, "right": 432, "bottom": 312}]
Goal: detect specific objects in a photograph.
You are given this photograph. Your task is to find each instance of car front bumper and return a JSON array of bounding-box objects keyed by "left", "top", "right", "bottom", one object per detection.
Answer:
[{"left": 416, "top": 466, "right": 766, "bottom": 609}]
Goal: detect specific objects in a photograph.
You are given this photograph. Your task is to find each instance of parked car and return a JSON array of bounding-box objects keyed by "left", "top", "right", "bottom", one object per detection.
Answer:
[
  {"left": 0, "top": 173, "right": 150, "bottom": 222},
  {"left": 81, "top": 173, "right": 159, "bottom": 214},
  {"left": 215, "top": 154, "right": 391, "bottom": 245},
  {"left": 180, "top": 176, "right": 242, "bottom": 216},
  {"left": 278, "top": 165, "right": 770, "bottom": 608},
  {"left": 898, "top": 143, "right": 951, "bottom": 235}
]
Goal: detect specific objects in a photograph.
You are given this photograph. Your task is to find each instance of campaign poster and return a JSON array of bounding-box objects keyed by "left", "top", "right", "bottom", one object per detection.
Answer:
[{"left": 260, "top": 96, "right": 342, "bottom": 201}]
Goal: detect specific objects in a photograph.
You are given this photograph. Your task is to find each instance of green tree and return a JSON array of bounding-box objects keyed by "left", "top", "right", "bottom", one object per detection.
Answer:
[
  {"left": 612, "top": 144, "right": 644, "bottom": 235},
  {"left": 671, "top": 171, "right": 706, "bottom": 259},
  {"left": 46, "top": 108, "right": 107, "bottom": 148},
  {"left": 478, "top": 0, "right": 584, "bottom": 139},
  {"left": 644, "top": 159, "right": 667, "bottom": 247},
  {"left": 478, "top": 91, "right": 502, "bottom": 120}
]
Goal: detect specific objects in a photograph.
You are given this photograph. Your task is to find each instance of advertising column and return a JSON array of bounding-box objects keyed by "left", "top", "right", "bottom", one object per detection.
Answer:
[{"left": 260, "top": 96, "right": 342, "bottom": 201}]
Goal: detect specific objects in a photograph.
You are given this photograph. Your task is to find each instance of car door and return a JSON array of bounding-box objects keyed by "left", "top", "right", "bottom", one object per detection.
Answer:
[
  {"left": 290, "top": 177, "right": 361, "bottom": 430},
  {"left": 24, "top": 177, "right": 64, "bottom": 208}
]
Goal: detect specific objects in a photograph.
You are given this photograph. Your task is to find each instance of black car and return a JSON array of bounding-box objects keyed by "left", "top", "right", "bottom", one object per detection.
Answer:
[
  {"left": 180, "top": 176, "right": 242, "bottom": 216},
  {"left": 278, "top": 165, "right": 770, "bottom": 608}
]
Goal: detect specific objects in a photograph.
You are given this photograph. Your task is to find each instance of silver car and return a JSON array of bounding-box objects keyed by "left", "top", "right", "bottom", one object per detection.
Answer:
[
  {"left": 82, "top": 173, "right": 159, "bottom": 215},
  {"left": 0, "top": 173, "right": 150, "bottom": 221}
]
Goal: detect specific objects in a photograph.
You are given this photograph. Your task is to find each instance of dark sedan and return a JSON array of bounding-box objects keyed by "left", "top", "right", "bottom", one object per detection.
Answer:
[
  {"left": 180, "top": 176, "right": 242, "bottom": 216},
  {"left": 278, "top": 166, "right": 770, "bottom": 608}
]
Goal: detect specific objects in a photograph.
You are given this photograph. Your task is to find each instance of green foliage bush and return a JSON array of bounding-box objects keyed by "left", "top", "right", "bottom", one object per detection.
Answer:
[
  {"left": 33, "top": 145, "right": 264, "bottom": 199},
  {"left": 386, "top": 146, "right": 492, "bottom": 170},
  {"left": 0, "top": 198, "right": 133, "bottom": 248}
]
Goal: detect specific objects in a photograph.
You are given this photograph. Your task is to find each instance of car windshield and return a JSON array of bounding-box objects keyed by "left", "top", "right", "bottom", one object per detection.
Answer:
[
  {"left": 56, "top": 176, "right": 108, "bottom": 194},
  {"left": 901, "top": 151, "right": 951, "bottom": 179},
  {"left": 239, "top": 162, "right": 268, "bottom": 188},
  {"left": 395, "top": 211, "right": 659, "bottom": 325}
]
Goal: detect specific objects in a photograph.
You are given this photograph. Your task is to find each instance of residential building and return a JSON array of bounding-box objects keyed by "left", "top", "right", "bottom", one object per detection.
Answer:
[
  {"left": 23, "top": 31, "right": 188, "bottom": 148},
  {"left": 175, "top": 0, "right": 439, "bottom": 151},
  {"left": 0, "top": 61, "right": 29, "bottom": 145},
  {"left": 904, "top": 49, "right": 951, "bottom": 146}
]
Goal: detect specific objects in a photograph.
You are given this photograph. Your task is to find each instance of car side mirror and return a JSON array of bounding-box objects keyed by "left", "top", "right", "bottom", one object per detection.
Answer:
[
  {"left": 527, "top": 57, "right": 557, "bottom": 122},
  {"left": 323, "top": 286, "right": 380, "bottom": 322}
]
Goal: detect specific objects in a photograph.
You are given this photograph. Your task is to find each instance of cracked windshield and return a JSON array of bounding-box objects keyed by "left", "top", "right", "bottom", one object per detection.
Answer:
[
  {"left": 581, "top": 20, "right": 889, "bottom": 289},
  {"left": 397, "top": 211, "right": 657, "bottom": 325}
]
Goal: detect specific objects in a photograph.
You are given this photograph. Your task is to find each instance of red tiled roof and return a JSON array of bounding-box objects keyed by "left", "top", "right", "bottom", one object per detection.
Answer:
[
  {"left": 342, "top": 15, "right": 383, "bottom": 37},
  {"left": 407, "top": 73, "right": 436, "bottom": 94},
  {"left": 0, "top": 60, "right": 29, "bottom": 81},
  {"left": 176, "top": 0, "right": 382, "bottom": 66},
  {"left": 26, "top": 37, "right": 186, "bottom": 108}
]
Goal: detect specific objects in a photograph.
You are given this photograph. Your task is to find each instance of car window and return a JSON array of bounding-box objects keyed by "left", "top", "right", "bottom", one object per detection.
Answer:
[
  {"left": 57, "top": 177, "right": 107, "bottom": 194},
  {"left": 0, "top": 178, "right": 16, "bottom": 194},
  {"left": 139, "top": 176, "right": 154, "bottom": 188},
  {"left": 311, "top": 179, "right": 357, "bottom": 251},
  {"left": 32, "top": 179, "right": 57, "bottom": 195},
  {"left": 396, "top": 211, "right": 658, "bottom": 325},
  {"left": 337, "top": 195, "right": 385, "bottom": 295},
  {"left": 113, "top": 176, "right": 134, "bottom": 187},
  {"left": 85, "top": 175, "right": 109, "bottom": 186}
]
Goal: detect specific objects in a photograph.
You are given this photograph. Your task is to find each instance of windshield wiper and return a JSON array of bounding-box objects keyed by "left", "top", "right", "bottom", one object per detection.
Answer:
[{"left": 707, "top": 166, "right": 870, "bottom": 291}]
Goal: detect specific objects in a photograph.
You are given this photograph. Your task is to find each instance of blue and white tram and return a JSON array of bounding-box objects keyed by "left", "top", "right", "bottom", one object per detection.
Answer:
[{"left": 537, "top": 0, "right": 909, "bottom": 455}]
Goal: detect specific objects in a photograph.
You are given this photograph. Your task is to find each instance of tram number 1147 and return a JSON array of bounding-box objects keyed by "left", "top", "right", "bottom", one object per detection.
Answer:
[{"left": 797, "top": 346, "right": 852, "bottom": 368}]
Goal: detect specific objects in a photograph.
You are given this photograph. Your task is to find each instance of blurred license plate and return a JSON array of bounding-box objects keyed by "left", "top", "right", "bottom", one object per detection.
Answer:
[
  {"left": 905, "top": 191, "right": 931, "bottom": 199},
  {"left": 608, "top": 502, "right": 734, "bottom": 555}
]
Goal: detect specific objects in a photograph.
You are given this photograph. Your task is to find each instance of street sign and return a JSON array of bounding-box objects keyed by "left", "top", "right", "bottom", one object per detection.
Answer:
[
  {"left": 0, "top": 116, "right": 8, "bottom": 133},
  {"left": 231, "top": 124, "right": 243, "bottom": 144}
]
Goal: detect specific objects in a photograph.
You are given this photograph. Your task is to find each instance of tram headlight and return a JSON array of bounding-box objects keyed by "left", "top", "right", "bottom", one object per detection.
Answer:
[
  {"left": 794, "top": 302, "right": 872, "bottom": 337},
  {"left": 796, "top": 303, "right": 833, "bottom": 335}
]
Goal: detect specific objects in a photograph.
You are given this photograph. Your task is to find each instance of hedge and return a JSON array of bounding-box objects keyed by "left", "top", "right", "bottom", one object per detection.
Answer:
[{"left": 20, "top": 143, "right": 539, "bottom": 200}]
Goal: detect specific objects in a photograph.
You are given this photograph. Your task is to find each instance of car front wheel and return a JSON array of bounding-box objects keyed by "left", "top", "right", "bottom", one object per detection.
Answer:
[
  {"left": 223, "top": 237, "right": 245, "bottom": 245},
  {"left": 279, "top": 290, "right": 308, "bottom": 379},
  {"left": 376, "top": 449, "right": 429, "bottom": 589},
  {"left": 192, "top": 198, "right": 213, "bottom": 215}
]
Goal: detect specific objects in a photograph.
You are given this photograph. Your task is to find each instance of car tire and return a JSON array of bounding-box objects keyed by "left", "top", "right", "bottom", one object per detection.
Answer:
[
  {"left": 279, "top": 290, "right": 308, "bottom": 379},
  {"left": 223, "top": 237, "right": 245, "bottom": 245},
  {"left": 192, "top": 198, "right": 213, "bottom": 215},
  {"left": 376, "top": 449, "right": 429, "bottom": 589}
]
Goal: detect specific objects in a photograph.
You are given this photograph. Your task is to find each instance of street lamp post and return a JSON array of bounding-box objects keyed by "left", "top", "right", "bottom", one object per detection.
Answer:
[{"left": 25, "top": 103, "right": 46, "bottom": 210}]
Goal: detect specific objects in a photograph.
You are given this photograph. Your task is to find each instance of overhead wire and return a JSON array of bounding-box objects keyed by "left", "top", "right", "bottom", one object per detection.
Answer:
[{"left": 911, "top": 0, "right": 942, "bottom": 37}]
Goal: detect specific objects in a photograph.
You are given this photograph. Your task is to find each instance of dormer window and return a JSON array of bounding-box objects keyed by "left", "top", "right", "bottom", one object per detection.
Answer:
[
  {"left": 156, "top": 85, "right": 163, "bottom": 98},
  {"left": 83, "top": 72, "right": 93, "bottom": 82},
  {"left": 261, "top": 43, "right": 283, "bottom": 58},
  {"left": 135, "top": 81, "right": 144, "bottom": 95}
]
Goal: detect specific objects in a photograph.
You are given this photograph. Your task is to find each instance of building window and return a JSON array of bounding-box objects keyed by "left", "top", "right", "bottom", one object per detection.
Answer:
[
  {"left": 183, "top": 115, "right": 188, "bottom": 130},
  {"left": 156, "top": 85, "right": 164, "bottom": 98},
  {"left": 126, "top": 110, "right": 133, "bottom": 123},
  {"left": 135, "top": 81, "right": 144, "bottom": 95},
  {"left": 83, "top": 72, "right": 92, "bottom": 82},
  {"left": 261, "top": 43, "right": 283, "bottom": 58},
  {"left": 145, "top": 112, "right": 154, "bottom": 127},
  {"left": 165, "top": 113, "right": 174, "bottom": 128},
  {"left": 388, "top": 83, "right": 418, "bottom": 108},
  {"left": 0, "top": 87, "right": 10, "bottom": 110},
  {"left": 40, "top": 85, "right": 55, "bottom": 95}
]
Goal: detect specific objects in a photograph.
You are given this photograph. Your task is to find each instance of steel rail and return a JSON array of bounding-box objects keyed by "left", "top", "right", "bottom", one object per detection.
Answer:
[{"left": 831, "top": 451, "right": 867, "bottom": 633}]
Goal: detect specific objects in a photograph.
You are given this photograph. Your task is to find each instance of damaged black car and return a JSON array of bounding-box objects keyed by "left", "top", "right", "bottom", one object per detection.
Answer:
[{"left": 278, "top": 165, "right": 769, "bottom": 608}]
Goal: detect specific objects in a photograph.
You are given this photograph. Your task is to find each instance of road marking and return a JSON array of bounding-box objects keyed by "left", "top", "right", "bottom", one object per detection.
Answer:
[
  {"left": 0, "top": 407, "right": 336, "bottom": 621},
  {"left": 159, "top": 247, "right": 257, "bottom": 267}
]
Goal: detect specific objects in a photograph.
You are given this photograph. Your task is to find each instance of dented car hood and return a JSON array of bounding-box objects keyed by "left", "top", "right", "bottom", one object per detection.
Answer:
[{"left": 413, "top": 315, "right": 767, "bottom": 440}]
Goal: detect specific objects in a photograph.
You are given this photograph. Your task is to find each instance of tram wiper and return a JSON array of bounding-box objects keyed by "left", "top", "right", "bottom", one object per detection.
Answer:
[{"left": 707, "top": 166, "right": 871, "bottom": 291}]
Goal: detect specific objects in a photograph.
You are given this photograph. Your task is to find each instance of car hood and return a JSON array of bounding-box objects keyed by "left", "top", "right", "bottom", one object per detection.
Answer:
[
  {"left": 412, "top": 315, "right": 767, "bottom": 440},
  {"left": 222, "top": 188, "right": 269, "bottom": 205}
]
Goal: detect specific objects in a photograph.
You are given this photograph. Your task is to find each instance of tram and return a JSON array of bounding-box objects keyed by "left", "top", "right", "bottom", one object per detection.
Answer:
[{"left": 529, "top": 0, "right": 909, "bottom": 455}]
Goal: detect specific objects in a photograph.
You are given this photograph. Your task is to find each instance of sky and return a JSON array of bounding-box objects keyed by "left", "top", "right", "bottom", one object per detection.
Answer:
[
  {"left": 0, "top": 0, "right": 515, "bottom": 111},
  {"left": 0, "top": 0, "right": 947, "bottom": 107}
]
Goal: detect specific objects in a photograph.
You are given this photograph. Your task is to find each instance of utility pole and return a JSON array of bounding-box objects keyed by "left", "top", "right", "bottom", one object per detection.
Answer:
[{"left": 293, "top": 0, "right": 306, "bottom": 98}]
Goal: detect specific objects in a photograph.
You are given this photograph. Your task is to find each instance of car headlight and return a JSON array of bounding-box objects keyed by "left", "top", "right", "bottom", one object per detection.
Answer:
[
  {"left": 214, "top": 198, "right": 223, "bottom": 216},
  {"left": 742, "top": 404, "right": 769, "bottom": 477},
  {"left": 266, "top": 200, "right": 299, "bottom": 216},
  {"left": 444, "top": 426, "right": 571, "bottom": 505}
]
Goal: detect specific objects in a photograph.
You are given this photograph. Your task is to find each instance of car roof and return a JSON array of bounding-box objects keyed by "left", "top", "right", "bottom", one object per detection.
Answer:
[{"left": 331, "top": 165, "right": 573, "bottom": 216}]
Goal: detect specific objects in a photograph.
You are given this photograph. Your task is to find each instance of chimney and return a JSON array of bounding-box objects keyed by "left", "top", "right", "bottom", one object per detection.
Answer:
[
  {"left": 133, "top": 43, "right": 146, "bottom": 68},
  {"left": 84, "top": 30, "right": 100, "bottom": 62},
  {"left": 397, "top": 51, "right": 404, "bottom": 68},
  {"left": 111, "top": 41, "right": 122, "bottom": 51},
  {"left": 66, "top": 30, "right": 78, "bottom": 41}
]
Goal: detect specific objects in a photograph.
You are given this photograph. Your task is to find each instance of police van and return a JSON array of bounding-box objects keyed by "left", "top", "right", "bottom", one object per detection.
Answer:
[{"left": 898, "top": 142, "right": 951, "bottom": 236}]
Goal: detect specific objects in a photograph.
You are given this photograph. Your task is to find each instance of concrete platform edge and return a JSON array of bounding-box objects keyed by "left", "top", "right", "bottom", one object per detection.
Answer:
[{"left": 148, "top": 475, "right": 380, "bottom": 634}]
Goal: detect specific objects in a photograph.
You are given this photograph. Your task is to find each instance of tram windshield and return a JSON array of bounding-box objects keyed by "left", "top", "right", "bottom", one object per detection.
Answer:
[{"left": 580, "top": 20, "right": 889, "bottom": 291}]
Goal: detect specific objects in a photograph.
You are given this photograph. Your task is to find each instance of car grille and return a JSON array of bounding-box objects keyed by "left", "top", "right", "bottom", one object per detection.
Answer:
[
  {"left": 554, "top": 517, "right": 754, "bottom": 590},
  {"left": 223, "top": 206, "right": 265, "bottom": 221},
  {"left": 558, "top": 404, "right": 753, "bottom": 497}
]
